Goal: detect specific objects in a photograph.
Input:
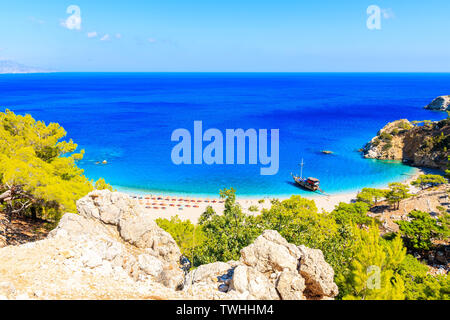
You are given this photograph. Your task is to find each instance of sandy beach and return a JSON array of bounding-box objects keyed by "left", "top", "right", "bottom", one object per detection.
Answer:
[
  {"left": 128, "top": 168, "right": 424, "bottom": 224},
  {"left": 130, "top": 191, "right": 362, "bottom": 223}
]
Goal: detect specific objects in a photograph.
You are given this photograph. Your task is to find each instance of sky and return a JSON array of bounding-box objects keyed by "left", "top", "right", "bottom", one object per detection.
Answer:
[{"left": 0, "top": 0, "right": 449, "bottom": 72}]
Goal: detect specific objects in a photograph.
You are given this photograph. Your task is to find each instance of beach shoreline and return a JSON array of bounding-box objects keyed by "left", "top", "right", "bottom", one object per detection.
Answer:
[{"left": 123, "top": 167, "right": 425, "bottom": 224}]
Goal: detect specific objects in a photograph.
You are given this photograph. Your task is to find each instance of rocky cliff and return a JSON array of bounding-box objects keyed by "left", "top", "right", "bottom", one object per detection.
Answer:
[
  {"left": 425, "top": 95, "right": 450, "bottom": 111},
  {"left": 0, "top": 190, "right": 338, "bottom": 300},
  {"left": 363, "top": 118, "right": 449, "bottom": 170}
]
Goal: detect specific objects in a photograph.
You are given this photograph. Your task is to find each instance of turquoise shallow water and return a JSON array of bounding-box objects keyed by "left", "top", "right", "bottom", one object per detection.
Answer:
[{"left": 0, "top": 73, "right": 447, "bottom": 196}]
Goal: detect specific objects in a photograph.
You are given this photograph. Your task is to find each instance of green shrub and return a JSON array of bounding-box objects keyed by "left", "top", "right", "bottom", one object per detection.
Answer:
[
  {"left": 356, "top": 188, "right": 387, "bottom": 206},
  {"left": 156, "top": 215, "right": 205, "bottom": 265},
  {"left": 386, "top": 183, "right": 411, "bottom": 210},
  {"left": 379, "top": 131, "right": 393, "bottom": 142},
  {"left": 195, "top": 188, "right": 261, "bottom": 265},
  {"left": 382, "top": 142, "right": 393, "bottom": 151},
  {"left": 396, "top": 210, "right": 446, "bottom": 251},
  {"left": 399, "top": 254, "right": 450, "bottom": 300},
  {"left": 411, "top": 174, "right": 447, "bottom": 190}
]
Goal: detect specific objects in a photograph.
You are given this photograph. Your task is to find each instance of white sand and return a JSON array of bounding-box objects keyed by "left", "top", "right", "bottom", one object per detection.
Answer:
[
  {"left": 132, "top": 192, "right": 358, "bottom": 223},
  {"left": 129, "top": 168, "right": 424, "bottom": 224}
]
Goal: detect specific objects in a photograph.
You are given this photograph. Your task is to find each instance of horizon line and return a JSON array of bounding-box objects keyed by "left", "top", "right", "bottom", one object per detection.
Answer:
[{"left": 2, "top": 71, "right": 450, "bottom": 74}]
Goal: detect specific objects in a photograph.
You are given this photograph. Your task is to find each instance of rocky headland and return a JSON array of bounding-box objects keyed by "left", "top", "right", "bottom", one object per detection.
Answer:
[
  {"left": 0, "top": 190, "right": 338, "bottom": 300},
  {"left": 425, "top": 95, "right": 450, "bottom": 112},
  {"left": 363, "top": 118, "right": 449, "bottom": 170}
]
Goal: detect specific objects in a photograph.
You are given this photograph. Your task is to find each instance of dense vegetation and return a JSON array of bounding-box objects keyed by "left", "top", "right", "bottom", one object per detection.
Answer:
[
  {"left": 397, "top": 210, "right": 448, "bottom": 252},
  {"left": 195, "top": 188, "right": 261, "bottom": 264},
  {"left": 446, "top": 156, "right": 450, "bottom": 178},
  {"left": 356, "top": 188, "right": 387, "bottom": 206},
  {"left": 385, "top": 182, "right": 411, "bottom": 210},
  {"left": 158, "top": 185, "right": 449, "bottom": 300},
  {"left": 415, "top": 118, "right": 450, "bottom": 156},
  {"left": 0, "top": 110, "right": 112, "bottom": 243},
  {"left": 411, "top": 174, "right": 447, "bottom": 190}
]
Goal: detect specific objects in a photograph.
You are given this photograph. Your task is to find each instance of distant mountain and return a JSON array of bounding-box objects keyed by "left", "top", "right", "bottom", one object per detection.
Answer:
[{"left": 0, "top": 60, "right": 53, "bottom": 74}]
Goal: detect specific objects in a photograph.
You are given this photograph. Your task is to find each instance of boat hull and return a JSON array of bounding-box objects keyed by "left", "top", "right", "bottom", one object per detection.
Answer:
[{"left": 292, "top": 176, "right": 319, "bottom": 191}]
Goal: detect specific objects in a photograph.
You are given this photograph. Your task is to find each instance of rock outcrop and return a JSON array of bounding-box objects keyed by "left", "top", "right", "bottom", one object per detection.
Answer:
[
  {"left": 297, "top": 245, "right": 338, "bottom": 298},
  {"left": 0, "top": 190, "right": 185, "bottom": 299},
  {"left": 0, "top": 214, "right": 6, "bottom": 248},
  {"left": 425, "top": 95, "right": 450, "bottom": 111},
  {"left": 0, "top": 191, "right": 338, "bottom": 300},
  {"left": 183, "top": 230, "right": 338, "bottom": 300},
  {"left": 363, "top": 118, "right": 449, "bottom": 170},
  {"left": 49, "top": 190, "right": 184, "bottom": 289}
]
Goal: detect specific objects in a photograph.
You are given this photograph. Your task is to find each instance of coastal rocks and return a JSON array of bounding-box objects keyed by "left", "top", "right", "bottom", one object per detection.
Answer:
[
  {"left": 0, "top": 191, "right": 339, "bottom": 300},
  {"left": 276, "top": 270, "right": 306, "bottom": 300},
  {"left": 49, "top": 212, "right": 111, "bottom": 239},
  {"left": 425, "top": 95, "right": 450, "bottom": 111},
  {"left": 118, "top": 213, "right": 181, "bottom": 265},
  {"left": 183, "top": 230, "right": 338, "bottom": 300},
  {"left": 187, "top": 262, "right": 233, "bottom": 285},
  {"left": 19, "top": 190, "right": 184, "bottom": 294},
  {"left": 297, "top": 245, "right": 339, "bottom": 298},
  {"left": 76, "top": 190, "right": 182, "bottom": 265},
  {"left": 0, "top": 236, "right": 183, "bottom": 299},
  {"left": 363, "top": 118, "right": 449, "bottom": 171},
  {"left": 229, "top": 265, "right": 279, "bottom": 300},
  {"left": 240, "top": 230, "right": 300, "bottom": 274},
  {"left": 0, "top": 217, "right": 6, "bottom": 248},
  {"left": 75, "top": 190, "right": 183, "bottom": 285},
  {"left": 76, "top": 189, "right": 138, "bottom": 225},
  {"left": 137, "top": 254, "right": 164, "bottom": 277},
  {"left": 363, "top": 119, "right": 411, "bottom": 159},
  {"left": 0, "top": 281, "right": 16, "bottom": 299},
  {"left": 182, "top": 261, "right": 236, "bottom": 299}
]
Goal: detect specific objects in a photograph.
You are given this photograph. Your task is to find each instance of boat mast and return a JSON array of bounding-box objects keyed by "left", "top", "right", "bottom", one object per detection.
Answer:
[{"left": 300, "top": 158, "right": 304, "bottom": 178}]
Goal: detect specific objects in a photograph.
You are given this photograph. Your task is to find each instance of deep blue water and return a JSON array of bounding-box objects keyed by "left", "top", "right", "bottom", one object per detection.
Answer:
[{"left": 0, "top": 73, "right": 447, "bottom": 197}]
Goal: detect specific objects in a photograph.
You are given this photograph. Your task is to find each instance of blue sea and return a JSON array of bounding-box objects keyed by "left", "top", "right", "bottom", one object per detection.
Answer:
[{"left": 0, "top": 73, "right": 447, "bottom": 197}]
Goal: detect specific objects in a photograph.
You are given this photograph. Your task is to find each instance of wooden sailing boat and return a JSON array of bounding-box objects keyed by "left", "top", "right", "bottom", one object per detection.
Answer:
[{"left": 291, "top": 158, "right": 321, "bottom": 192}]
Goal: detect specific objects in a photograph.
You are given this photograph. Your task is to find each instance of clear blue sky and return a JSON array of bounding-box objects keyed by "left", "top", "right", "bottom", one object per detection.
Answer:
[{"left": 0, "top": 0, "right": 449, "bottom": 72}]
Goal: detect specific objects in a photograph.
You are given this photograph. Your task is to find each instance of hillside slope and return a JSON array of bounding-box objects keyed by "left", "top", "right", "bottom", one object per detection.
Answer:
[{"left": 363, "top": 118, "right": 449, "bottom": 170}]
